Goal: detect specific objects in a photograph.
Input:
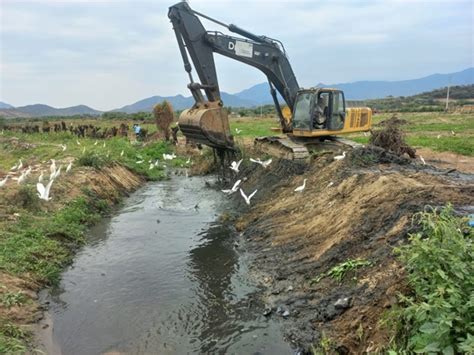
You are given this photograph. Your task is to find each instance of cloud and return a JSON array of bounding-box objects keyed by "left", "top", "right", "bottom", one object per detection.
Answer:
[{"left": 0, "top": 0, "right": 472, "bottom": 109}]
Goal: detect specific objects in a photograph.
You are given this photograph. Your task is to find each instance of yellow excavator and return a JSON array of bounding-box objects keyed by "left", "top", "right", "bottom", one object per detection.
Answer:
[{"left": 168, "top": 2, "right": 372, "bottom": 159}]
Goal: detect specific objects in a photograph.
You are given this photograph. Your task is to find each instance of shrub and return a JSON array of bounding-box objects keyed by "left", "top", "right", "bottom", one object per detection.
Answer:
[
  {"left": 77, "top": 152, "right": 112, "bottom": 169},
  {"left": 12, "top": 185, "right": 41, "bottom": 211},
  {"left": 391, "top": 205, "right": 473, "bottom": 353}
]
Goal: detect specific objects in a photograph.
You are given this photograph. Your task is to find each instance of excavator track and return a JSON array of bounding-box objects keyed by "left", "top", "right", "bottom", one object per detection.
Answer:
[{"left": 254, "top": 136, "right": 363, "bottom": 160}]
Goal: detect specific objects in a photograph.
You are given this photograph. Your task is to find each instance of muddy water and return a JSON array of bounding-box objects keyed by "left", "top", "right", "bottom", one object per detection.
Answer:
[{"left": 38, "top": 176, "right": 291, "bottom": 354}]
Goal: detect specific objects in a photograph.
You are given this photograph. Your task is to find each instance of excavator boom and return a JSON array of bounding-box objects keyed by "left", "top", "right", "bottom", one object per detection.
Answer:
[{"left": 168, "top": 2, "right": 299, "bottom": 149}]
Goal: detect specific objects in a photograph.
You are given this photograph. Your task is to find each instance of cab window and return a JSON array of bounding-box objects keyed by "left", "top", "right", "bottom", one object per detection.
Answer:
[{"left": 292, "top": 93, "right": 312, "bottom": 129}]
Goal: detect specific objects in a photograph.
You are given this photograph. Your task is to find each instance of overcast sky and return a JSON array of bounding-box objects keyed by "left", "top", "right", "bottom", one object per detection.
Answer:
[{"left": 1, "top": 0, "right": 472, "bottom": 110}]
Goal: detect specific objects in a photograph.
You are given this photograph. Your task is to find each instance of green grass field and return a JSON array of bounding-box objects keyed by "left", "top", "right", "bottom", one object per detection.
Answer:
[{"left": 229, "top": 112, "right": 474, "bottom": 156}]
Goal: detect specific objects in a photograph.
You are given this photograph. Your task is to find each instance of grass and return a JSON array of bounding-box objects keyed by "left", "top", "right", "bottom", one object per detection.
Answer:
[
  {"left": 0, "top": 121, "right": 194, "bottom": 351},
  {"left": 310, "top": 258, "right": 372, "bottom": 284},
  {"left": 387, "top": 205, "right": 474, "bottom": 353},
  {"left": 229, "top": 112, "right": 474, "bottom": 156}
]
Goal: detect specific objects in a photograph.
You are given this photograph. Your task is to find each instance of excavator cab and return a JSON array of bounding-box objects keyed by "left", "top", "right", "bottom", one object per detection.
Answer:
[{"left": 291, "top": 88, "right": 372, "bottom": 138}]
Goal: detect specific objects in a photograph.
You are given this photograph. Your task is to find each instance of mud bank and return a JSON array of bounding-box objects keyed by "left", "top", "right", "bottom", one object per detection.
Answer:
[
  {"left": 0, "top": 164, "right": 144, "bottom": 351},
  {"left": 231, "top": 147, "right": 474, "bottom": 353}
]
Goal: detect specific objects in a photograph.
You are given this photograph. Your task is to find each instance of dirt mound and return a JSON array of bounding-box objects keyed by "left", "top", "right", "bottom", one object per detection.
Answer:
[
  {"left": 370, "top": 116, "right": 416, "bottom": 158},
  {"left": 233, "top": 152, "right": 474, "bottom": 353}
]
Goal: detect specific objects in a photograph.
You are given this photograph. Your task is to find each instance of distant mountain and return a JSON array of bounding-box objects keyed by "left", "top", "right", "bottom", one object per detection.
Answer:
[
  {"left": 0, "top": 102, "right": 14, "bottom": 109},
  {"left": 3, "top": 104, "right": 102, "bottom": 118},
  {"left": 2, "top": 68, "right": 472, "bottom": 118},
  {"left": 234, "top": 67, "right": 474, "bottom": 103},
  {"left": 113, "top": 92, "right": 256, "bottom": 113}
]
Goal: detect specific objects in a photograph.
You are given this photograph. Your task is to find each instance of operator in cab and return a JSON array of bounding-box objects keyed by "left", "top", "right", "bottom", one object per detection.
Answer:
[{"left": 313, "top": 95, "right": 328, "bottom": 129}]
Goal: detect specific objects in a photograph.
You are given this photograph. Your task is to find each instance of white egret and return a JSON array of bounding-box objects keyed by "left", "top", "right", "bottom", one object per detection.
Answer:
[
  {"left": 24, "top": 166, "right": 32, "bottom": 177},
  {"left": 334, "top": 151, "right": 346, "bottom": 161},
  {"left": 15, "top": 171, "right": 26, "bottom": 185},
  {"left": 66, "top": 161, "right": 73, "bottom": 174},
  {"left": 239, "top": 188, "right": 258, "bottom": 205},
  {"left": 222, "top": 179, "right": 242, "bottom": 194},
  {"left": 37, "top": 179, "right": 54, "bottom": 201},
  {"left": 230, "top": 159, "right": 243, "bottom": 173},
  {"left": 419, "top": 155, "right": 426, "bottom": 165},
  {"left": 0, "top": 175, "right": 10, "bottom": 188},
  {"left": 235, "top": 128, "right": 242, "bottom": 134},
  {"left": 250, "top": 158, "right": 272, "bottom": 168},
  {"left": 50, "top": 160, "right": 56, "bottom": 175},
  {"left": 294, "top": 179, "right": 307, "bottom": 192},
  {"left": 38, "top": 170, "right": 44, "bottom": 183},
  {"left": 53, "top": 166, "right": 61, "bottom": 180}
]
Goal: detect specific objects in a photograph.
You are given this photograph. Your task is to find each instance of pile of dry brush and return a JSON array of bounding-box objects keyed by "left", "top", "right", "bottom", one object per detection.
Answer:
[
  {"left": 153, "top": 101, "right": 175, "bottom": 141},
  {"left": 370, "top": 115, "right": 416, "bottom": 158}
]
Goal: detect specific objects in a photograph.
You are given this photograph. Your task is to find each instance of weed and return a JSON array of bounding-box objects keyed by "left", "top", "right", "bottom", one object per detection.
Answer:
[
  {"left": 0, "top": 321, "right": 28, "bottom": 353},
  {"left": 11, "top": 185, "right": 41, "bottom": 211},
  {"left": 1, "top": 292, "right": 27, "bottom": 308},
  {"left": 311, "top": 332, "right": 334, "bottom": 354},
  {"left": 311, "top": 258, "right": 372, "bottom": 284},
  {"left": 77, "top": 151, "right": 112, "bottom": 169},
  {"left": 388, "top": 205, "right": 473, "bottom": 353}
]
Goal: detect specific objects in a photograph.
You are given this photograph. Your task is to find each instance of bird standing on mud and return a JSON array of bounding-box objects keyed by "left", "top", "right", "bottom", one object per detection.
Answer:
[
  {"left": 334, "top": 151, "right": 346, "bottom": 161},
  {"left": 0, "top": 175, "right": 10, "bottom": 188},
  {"left": 294, "top": 179, "right": 307, "bottom": 192}
]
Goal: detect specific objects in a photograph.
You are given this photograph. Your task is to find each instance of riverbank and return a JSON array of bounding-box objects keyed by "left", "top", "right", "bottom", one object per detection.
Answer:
[
  {"left": 0, "top": 131, "right": 198, "bottom": 352},
  {"left": 228, "top": 146, "right": 473, "bottom": 353}
]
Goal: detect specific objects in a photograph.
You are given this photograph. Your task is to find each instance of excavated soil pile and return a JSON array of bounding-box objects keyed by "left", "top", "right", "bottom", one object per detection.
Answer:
[{"left": 233, "top": 148, "right": 473, "bottom": 353}]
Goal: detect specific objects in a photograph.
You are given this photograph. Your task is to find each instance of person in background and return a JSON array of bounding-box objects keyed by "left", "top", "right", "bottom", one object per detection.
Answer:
[{"left": 133, "top": 124, "right": 141, "bottom": 139}]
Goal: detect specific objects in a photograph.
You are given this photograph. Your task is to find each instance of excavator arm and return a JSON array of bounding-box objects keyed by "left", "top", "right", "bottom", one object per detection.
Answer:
[{"left": 168, "top": 2, "right": 300, "bottom": 148}]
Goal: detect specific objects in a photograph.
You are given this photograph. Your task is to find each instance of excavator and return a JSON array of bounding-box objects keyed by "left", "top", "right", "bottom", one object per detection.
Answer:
[{"left": 168, "top": 2, "right": 372, "bottom": 159}]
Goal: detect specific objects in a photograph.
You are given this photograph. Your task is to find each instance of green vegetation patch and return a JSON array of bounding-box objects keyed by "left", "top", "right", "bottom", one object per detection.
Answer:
[
  {"left": 389, "top": 205, "right": 474, "bottom": 353},
  {"left": 311, "top": 258, "right": 372, "bottom": 284}
]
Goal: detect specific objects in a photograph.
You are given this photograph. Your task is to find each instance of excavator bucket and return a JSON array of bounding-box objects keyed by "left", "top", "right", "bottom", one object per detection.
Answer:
[{"left": 178, "top": 104, "right": 234, "bottom": 150}]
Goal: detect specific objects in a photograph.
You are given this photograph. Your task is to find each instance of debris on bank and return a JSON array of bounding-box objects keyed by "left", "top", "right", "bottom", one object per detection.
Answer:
[{"left": 231, "top": 145, "right": 474, "bottom": 353}]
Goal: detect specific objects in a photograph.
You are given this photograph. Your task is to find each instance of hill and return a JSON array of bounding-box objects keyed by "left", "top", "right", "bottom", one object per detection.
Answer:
[
  {"left": 0, "top": 104, "right": 101, "bottom": 118},
  {"left": 112, "top": 92, "right": 256, "bottom": 113},
  {"left": 0, "top": 102, "right": 14, "bottom": 109},
  {"left": 234, "top": 68, "right": 474, "bottom": 104}
]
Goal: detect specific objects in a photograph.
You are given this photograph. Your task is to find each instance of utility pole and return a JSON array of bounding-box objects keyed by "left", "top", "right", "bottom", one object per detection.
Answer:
[{"left": 445, "top": 85, "right": 450, "bottom": 112}]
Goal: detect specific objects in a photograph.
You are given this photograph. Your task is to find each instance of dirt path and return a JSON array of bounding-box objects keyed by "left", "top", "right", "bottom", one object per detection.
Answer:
[
  {"left": 230, "top": 147, "right": 474, "bottom": 353},
  {"left": 416, "top": 148, "right": 474, "bottom": 173}
]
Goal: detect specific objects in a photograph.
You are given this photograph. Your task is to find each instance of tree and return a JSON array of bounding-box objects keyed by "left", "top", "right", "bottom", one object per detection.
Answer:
[{"left": 153, "top": 101, "right": 175, "bottom": 141}]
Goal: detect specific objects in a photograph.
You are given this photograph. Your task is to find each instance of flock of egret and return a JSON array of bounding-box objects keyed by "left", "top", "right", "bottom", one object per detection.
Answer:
[
  {"left": 223, "top": 150, "right": 350, "bottom": 204},
  {"left": 0, "top": 157, "right": 74, "bottom": 202}
]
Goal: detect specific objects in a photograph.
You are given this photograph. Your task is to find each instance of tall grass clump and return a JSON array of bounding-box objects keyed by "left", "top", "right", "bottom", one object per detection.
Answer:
[{"left": 390, "top": 205, "right": 473, "bottom": 353}]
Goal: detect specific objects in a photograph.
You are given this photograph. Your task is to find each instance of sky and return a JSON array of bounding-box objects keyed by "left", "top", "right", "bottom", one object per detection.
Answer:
[{"left": 0, "top": 0, "right": 472, "bottom": 110}]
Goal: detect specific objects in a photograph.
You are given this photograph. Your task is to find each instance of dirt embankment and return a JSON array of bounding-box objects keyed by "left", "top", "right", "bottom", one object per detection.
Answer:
[
  {"left": 0, "top": 163, "right": 144, "bottom": 345},
  {"left": 232, "top": 147, "right": 474, "bottom": 353}
]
